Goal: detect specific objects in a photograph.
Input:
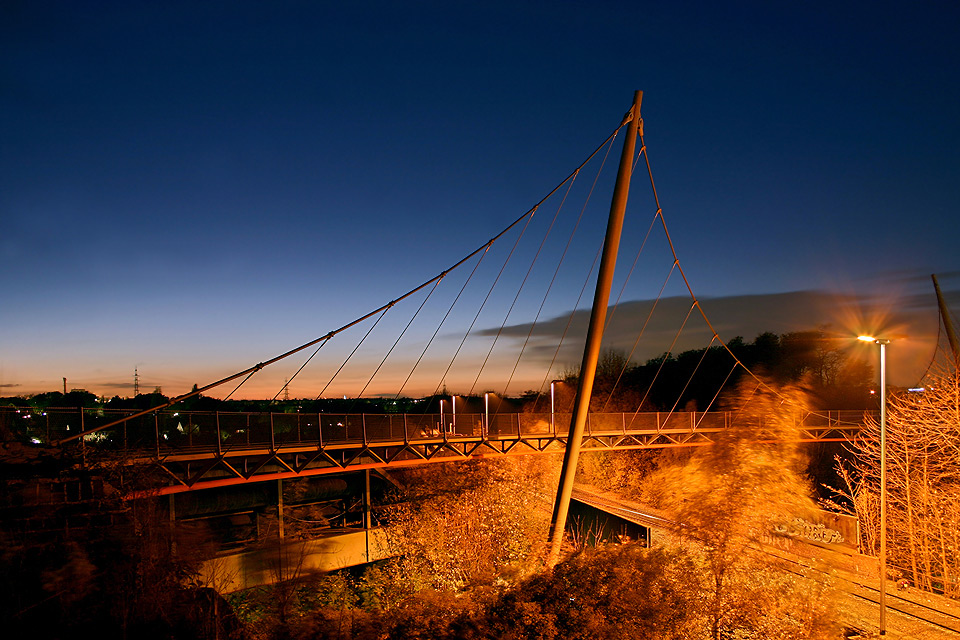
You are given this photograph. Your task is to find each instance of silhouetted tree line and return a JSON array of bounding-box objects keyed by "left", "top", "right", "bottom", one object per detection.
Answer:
[
  {"left": 548, "top": 328, "right": 876, "bottom": 414},
  {"left": 1, "top": 390, "right": 424, "bottom": 416}
]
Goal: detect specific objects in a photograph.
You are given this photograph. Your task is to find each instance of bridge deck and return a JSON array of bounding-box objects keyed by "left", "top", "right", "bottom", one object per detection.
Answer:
[{"left": 3, "top": 408, "right": 872, "bottom": 493}]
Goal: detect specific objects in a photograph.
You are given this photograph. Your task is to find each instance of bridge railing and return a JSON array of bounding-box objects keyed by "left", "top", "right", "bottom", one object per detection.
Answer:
[{"left": 0, "top": 406, "right": 875, "bottom": 457}]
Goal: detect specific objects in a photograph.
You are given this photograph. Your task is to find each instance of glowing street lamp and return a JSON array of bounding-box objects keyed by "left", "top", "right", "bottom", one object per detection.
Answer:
[
  {"left": 439, "top": 399, "right": 445, "bottom": 436},
  {"left": 858, "top": 334, "right": 891, "bottom": 636}
]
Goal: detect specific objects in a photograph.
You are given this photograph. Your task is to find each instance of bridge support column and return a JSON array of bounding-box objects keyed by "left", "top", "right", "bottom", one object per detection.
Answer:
[
  {"left": 169, "top": 493, "right": 177, "bottom": 554},
  {"left": 364, "top": 469, "right": 372, "bottom": 561},
  {"left": 277, "top": 479, "right": 284, "bottom": 540}
]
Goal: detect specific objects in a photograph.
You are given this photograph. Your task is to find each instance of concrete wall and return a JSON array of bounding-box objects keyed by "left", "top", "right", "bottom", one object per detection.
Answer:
[{"left": 199, "top": 527, "right": 393, "bottom": 594}]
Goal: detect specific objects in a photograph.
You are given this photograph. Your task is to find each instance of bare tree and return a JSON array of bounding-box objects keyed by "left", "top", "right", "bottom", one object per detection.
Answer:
[{"left": 842, "top": 362, "right": 960, "bottom": 595}]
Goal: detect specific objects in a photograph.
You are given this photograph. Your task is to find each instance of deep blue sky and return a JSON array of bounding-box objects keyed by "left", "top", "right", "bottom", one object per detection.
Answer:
[{"left": 3, "top": 1, "right": 958, "bottom": 397}]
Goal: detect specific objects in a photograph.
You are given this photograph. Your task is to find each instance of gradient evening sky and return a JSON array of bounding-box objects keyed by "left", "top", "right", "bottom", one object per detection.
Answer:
[{"left": 2, "top": 1, "right": 958, "bottom": 399}]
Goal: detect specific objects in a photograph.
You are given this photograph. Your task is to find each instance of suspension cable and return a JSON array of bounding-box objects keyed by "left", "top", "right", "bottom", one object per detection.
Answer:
[
  {"left": 694, "top": 360, "right": 742, "bottom": 429},
  {"left": 58, "top": 121, "right": 628, "bottom": 444},
  {"left": 395, "top": 247, "right": 489, "bottom": 400},
  {"left": 271, "top": 337, "right": 331, "bottom": 403},
  {"left": 600, "top": 258, "right": 677, "bottom": 411},
  {"left": 530, "top": 241, "right": 603, "bottom": 412},
  {"left": 628, "top": 301, "right": 697, "bottom": 428},
  {"left": 637, "top": 127, "right": 818, "bottom": 416},
  {"left": 354, "top": 276, "right": 444, "bottom": 403},
  {"left": 501, "top": 129, "right": 620, "bottom": 401},
  {"left": 474, "top": 180, "right": 577, "bottom": 397},
  {"left": 665, "top": 334, "right": 717, "bottom": 415},
  {"left": 433, "top": 204, "right": 536, "bottom": 399},
  {"left": 316, "top": 307, "right": 390, "bottom": 400}
]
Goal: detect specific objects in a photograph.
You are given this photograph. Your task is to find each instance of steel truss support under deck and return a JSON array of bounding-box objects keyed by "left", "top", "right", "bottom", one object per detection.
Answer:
[{"left": 113, "top": 417, "right": 864, "bottom": 497}]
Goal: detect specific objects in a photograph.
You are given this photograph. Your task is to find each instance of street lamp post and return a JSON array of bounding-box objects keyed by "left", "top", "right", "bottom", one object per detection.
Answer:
[
  {"left": 484, "top": 392, "right": 489, "bottom": 438},
  {"left": 859, "top": 334, "right": 890, "bottom": 636}
]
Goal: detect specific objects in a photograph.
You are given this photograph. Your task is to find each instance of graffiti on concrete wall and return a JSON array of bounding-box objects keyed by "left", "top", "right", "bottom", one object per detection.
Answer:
[{"left": 775, "top": 518, "right": 844, "bottom": 545}]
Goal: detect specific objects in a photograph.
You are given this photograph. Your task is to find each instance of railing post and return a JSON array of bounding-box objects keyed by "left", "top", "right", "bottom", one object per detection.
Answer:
[
  {"left": 622, "top": 412, "right": 626, "bottom": 434},
  {"left": 216, "top": 411, "right": 222, "bottom": 456},
  {"left": 362, "top": 414, "right": 368, "bottom": 445},
  {"left": 403, "top": 413, "right": 409, "bottom": 444},
  {"left": 154, "top": 411, "right": 160, "bottom": 459},
  {"left": 270, "top": 412, "right": 275, "bottom": 451}
]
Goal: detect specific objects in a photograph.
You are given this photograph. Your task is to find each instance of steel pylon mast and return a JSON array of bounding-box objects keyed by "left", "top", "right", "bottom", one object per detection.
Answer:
[
  {"left": 932, "top": 273, "right": 960, "bottom": 365},
  {"left": 546, "top": 90, "right": 643, "bottom": 567}
]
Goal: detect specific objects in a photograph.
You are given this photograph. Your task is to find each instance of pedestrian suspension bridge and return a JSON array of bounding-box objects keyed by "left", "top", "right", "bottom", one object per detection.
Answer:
[{"left": 32, "top": 93, "right": 879, "bottom": 556}]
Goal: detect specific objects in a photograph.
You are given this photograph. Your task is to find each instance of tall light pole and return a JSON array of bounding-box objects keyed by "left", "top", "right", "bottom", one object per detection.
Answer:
[
  {"left": 484, "top": 392, "right": 490, "bottom": 438},
  {"left": 859, "top": 334, "right": 890, "bottom": 636},
  {"left": 439, "top": 399, "right": 445, "bottom": 436}
]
